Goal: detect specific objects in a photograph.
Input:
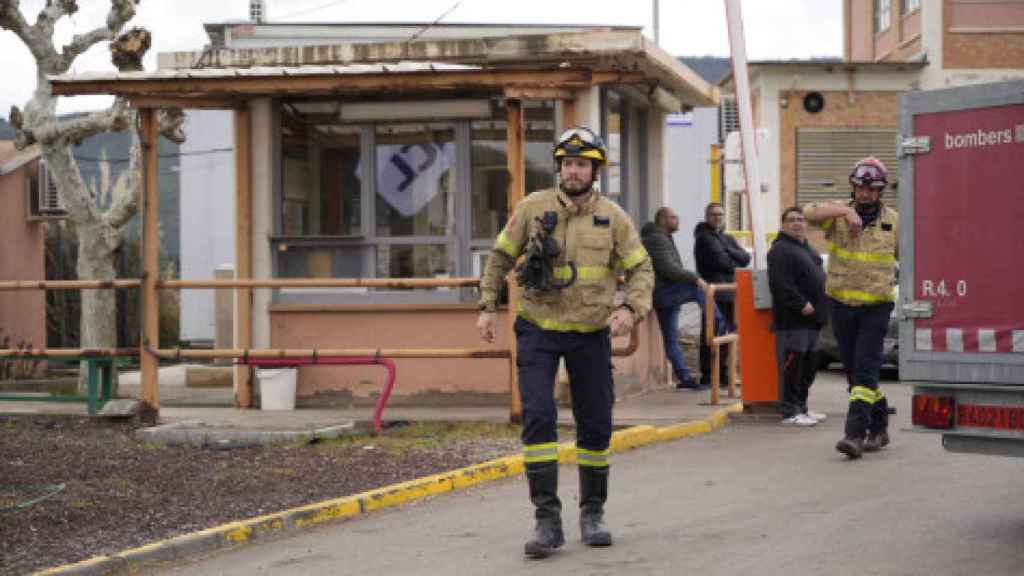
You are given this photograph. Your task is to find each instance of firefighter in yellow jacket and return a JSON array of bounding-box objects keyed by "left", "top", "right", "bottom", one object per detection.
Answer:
[
  {"left": 477, "top": 126, "right": 653, "bottom": 558},
  {"left": 805, "top": 157, "right": 899, "bottom": 459}
]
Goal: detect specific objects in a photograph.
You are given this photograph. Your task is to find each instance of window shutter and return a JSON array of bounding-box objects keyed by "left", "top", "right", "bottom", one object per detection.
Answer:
[{"left": 795, "top": 128, "right": 899, "bottom": 206}]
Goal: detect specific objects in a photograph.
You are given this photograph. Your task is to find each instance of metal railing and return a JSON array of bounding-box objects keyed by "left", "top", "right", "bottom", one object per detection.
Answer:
[{"left": 0, "top": 276, "right": 642, "bottom": 419}]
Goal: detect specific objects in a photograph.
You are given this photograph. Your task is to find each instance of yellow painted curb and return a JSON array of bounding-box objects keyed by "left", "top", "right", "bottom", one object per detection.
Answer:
[{"left": 39, "top": 401, "right": 743, "bottom": 575}]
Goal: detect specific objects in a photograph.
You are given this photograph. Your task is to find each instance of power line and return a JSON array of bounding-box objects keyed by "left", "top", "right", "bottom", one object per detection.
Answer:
[
  {"left": 72, "top": 147, "right": 234, "bottom": 164},
  {"left": 276, "top": 0, "right": 353, "bottom": 21},
  {"left": 408, "top": 1, "right": 465, "bottom": 43}
]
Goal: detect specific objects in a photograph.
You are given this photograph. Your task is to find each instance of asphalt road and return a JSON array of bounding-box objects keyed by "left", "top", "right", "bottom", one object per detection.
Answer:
[{"left": 157, "top": 374, "right": 1024, "bottom": 576}]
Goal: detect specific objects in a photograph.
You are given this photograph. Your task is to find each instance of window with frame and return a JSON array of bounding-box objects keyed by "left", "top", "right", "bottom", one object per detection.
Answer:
[
  {"left": 875, "top": 0, "right": 892, "bottom": 33},
  {"left": 374, "top": 123, "right": 456, "bottom": 280},
  {"left": 602, "top": 89, "right": 626, "bottom": 207},
  {"left": 275, "top": 98, "right": 555, "bottom": 302},
  {"left": 902, "top": 0, "right": 920, "bottom": 14}
]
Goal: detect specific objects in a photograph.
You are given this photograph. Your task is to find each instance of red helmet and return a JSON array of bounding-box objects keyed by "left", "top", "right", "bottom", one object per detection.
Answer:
[{"left": 849, "top": 157, "right": 888, "bottom": 190}]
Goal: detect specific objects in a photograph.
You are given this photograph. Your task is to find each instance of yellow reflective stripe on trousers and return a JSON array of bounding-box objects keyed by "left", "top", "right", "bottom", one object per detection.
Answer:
[
  {"left": 496, "top": 232, "right": 520, "bottom": 258},
  {"left": 524, "top": 442, "right": 559, "bottom": 464},
  {"left": 554, "top": 265, "right": 611, "bottom": 282},
  {"left": 517, "top": 311, "right": 605, "bottom": 333},
  {"left": 829, "top": 243, "right": 896, "bottom": 265},
  {"left": 827, "top": 287, "right": 896, "bottom": 304},
  {"left": 850, "top": 385, "right": 879, "bottom": 404},
  {"left": 619, "top": 247, "right": 648, "bottom": 270},
  {"left": 576, "top": 447, "right": 610, "bottom": 468}
]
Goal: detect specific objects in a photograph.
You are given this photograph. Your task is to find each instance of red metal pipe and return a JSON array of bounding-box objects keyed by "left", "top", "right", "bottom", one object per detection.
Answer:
[{"left": 240, "top": 356, "right": 396, "bottom": 434}]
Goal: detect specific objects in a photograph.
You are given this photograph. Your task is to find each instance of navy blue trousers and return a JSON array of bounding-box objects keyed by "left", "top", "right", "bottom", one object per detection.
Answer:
[
  {"left": 652, "top": 282, "right": 728, "bottom": 384},
  {"left": 830, "top": 298, "right": 894, "bottom": 439},
  {"left": 515, "top": 317, "right": 614, "bottom": 452}
]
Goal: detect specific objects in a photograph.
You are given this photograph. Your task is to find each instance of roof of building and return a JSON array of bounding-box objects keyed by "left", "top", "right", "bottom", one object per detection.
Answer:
[
  {"left": 51, "top": 30, "right": 718, "bottom": 110},
  {"left": 679, "top": 56, "right": 731, "bottom": 86},
  {"left": 51, "top": 61, "right": 479, "bottom": 83},
  {"left": 0, "top": 141, "right": 41, "bottom": 176},
  {"left": 202, "top": 21, "right": 645, "bottom": 48},
  {"left": 717, "top": 59, "right": 927, "bottom": 87}
]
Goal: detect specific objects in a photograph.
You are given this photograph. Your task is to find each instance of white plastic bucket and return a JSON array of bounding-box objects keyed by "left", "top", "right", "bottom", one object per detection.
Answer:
[{"left": 257, "top": 368, "right": 297, "bottom": 411}]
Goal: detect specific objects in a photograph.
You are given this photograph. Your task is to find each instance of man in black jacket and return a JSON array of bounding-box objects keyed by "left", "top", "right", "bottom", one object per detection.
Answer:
[
  {"left": 767, "top": 207, "right": 829, "bottom": 426},
  {"left": 694, "top": 202, "right": 751, "bottom": 387},
  {"left": 642, "top": 207, "right": 725, "bottom": 390}
]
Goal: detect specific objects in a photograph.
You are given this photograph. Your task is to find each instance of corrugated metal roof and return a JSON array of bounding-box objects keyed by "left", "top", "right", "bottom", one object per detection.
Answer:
[{"left": 48, "top": 61, "right": 480, "bottom": 84}]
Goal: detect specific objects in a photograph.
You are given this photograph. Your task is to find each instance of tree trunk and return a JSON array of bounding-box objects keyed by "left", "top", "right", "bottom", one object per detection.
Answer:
[
  {"left": 44, "top": 144, "right": 122, "bottom": 396},
  {"left": 76, "top": 222, "right": 120, "bottom": 395}
]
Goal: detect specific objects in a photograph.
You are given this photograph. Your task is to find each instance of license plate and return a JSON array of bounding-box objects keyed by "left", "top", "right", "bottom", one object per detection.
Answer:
[{"left": 957, "top": 404, "right": 1024, "bottom": 431}]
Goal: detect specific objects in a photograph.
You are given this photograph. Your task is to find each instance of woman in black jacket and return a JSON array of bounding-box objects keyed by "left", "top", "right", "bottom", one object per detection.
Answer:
[{"left": 768, "top": 207, "right": 828, "bottom": 426}]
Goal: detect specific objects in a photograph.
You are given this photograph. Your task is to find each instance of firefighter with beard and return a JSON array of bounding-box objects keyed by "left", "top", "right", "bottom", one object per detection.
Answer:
[
  {"left": 477, "top": 126, "right": 653, "bottom": 558},
  {"left": 804, "top": 157, "right": 899, "bottom": 459}
]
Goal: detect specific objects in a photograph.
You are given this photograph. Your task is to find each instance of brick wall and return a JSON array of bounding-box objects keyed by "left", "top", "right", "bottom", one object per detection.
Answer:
[
  {"left": 777, "top": 90, "right": 902, "bottom": 248},
  {"left": 945, "top": 0, "right": 1024, "bottom": 70}
]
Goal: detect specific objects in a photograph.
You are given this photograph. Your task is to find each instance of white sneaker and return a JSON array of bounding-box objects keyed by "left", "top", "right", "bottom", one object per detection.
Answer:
[
  {"left": 804, "top": 410, "right": 827, "bottom": 422},
  {"left": 782, "top": 413, "right": 817, "bottom": 426}
]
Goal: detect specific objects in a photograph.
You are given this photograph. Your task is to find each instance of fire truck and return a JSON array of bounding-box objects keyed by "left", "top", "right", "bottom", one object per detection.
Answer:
[{"left": 903, "top": 79, "right": 1024, "bottom": 456}]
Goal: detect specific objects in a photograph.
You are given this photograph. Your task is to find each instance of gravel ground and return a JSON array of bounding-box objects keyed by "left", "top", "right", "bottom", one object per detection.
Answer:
[{"left": 0, "top": 414, "right": 522, "bottom": 575}]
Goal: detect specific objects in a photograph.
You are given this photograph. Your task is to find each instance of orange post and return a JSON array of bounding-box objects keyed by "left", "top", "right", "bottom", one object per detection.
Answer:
[{"left": 735, "top": 269, "right": 778, "bottom": 405}]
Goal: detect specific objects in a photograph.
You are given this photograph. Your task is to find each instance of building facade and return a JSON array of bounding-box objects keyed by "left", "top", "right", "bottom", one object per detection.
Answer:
[
  {"left": 0, "top": 143, "right": 47, "bottom": 353},
  {"left": 139, "top": 25, "right": 717, "bottom": 406},
  {"left": 717, "top": 0, "right": 1024, "bottom": 250}
]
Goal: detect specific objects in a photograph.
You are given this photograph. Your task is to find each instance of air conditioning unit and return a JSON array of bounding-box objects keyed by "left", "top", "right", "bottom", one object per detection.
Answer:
[{"left": 32, "top": 160, "right": 68, "bottom": 219}]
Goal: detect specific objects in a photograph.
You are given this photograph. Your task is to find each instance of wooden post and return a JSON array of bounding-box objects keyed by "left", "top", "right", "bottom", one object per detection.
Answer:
[
  {"left": 561, "top": 97, "right": 576, "bottom": 131},
  {"left": 235, "top": 106, "right": 253, "bottom": 408},
  {"left": 507, "top": 98, "right": 525, "bottom": 424},
  {"left": 139, "top": 108, "right": 160, "bottom": 410}
]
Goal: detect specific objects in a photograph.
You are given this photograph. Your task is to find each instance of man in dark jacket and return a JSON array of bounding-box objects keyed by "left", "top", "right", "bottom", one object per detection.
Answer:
[
  {"left": 767, "top": 207, "right": 829, "bottom": 426},
  {"left": 694, "top": 202, "right": 751, "bottom": 387},
  {"left": 641, "top": 207, "right": 725, "bottom": 390}
]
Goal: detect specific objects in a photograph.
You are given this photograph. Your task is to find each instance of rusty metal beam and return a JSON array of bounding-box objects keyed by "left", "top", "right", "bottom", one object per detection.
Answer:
[
  {"left": 0, "top": 280, "right": 141, "bottom": 291},
  {"left": 158, "top": 277, "right": 481, "bottom": 289}
]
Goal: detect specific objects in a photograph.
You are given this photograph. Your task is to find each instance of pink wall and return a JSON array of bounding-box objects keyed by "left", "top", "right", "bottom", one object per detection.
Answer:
[
  {"left": 270, "top": 305, "right": 666, "bottom": 406},
  {"left": 846, "top": 0, "right": 876, "bottom": 61},
  {"left": 0, "top": 159, "right": 46, "bottom": 350}
]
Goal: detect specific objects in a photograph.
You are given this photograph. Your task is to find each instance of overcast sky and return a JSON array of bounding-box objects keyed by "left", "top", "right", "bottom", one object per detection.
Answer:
[{"left": 0, "top": 0, "right": 843, "bottom": 117}]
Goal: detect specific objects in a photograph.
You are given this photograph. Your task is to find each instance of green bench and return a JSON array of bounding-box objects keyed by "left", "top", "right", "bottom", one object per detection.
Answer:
[{"left": 0, "top": 356, "right": 135, "bottom": 415}]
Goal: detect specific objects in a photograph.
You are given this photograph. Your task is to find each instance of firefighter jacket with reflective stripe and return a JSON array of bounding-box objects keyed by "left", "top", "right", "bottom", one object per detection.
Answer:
[
  {"left": 805, "top": 200, "right": 899, "bottom": 306},
  {"left": 479, "top": 187, "right": 654, "bottom": 332}
]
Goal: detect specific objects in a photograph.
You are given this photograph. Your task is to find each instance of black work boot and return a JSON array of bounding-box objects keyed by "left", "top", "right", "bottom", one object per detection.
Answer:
[
  {"left": 864, "top": 431, "right": 890, "bottom": 452},
  {"left": 836, "top": 437, "right": 864, "bottom": 459},
  {"left": 524, "top": 463, "right": 564, "bottom": 558},
  {"left": 579, "top": 466, "right": 612, "bottom": 547}
]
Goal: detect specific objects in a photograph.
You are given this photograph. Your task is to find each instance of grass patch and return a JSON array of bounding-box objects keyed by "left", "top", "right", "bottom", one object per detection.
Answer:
[{"left": 316, "top": 421, "right": 521, "bottom": 454}]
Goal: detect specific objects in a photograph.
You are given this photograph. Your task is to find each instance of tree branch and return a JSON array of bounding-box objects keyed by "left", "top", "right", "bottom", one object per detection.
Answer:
[
  {"left": 0, "top": 1, "right": 31, "bottom": 41},
  {"left": 27, "top": 0, "right": 76, "bottom": 60},
  {"left": 104, "top": 126, "right": 140, "bottom": 229},
  {"left": 60, "top": 0, "right": 138, "bottom": 68},
  {"left": 158, "top": 108, "right": 186, "bottom": 144},
  {"left": 0, "top": 0, "right": 47, "bottom": 59},
  {"left": 28, "top": 98, "right": 130, "bottom": 147}
]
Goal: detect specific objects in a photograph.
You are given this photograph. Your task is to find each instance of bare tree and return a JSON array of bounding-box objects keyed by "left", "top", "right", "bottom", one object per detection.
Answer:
[{"left": 1, "top": 0, "right": 184, "bottom": 391}]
